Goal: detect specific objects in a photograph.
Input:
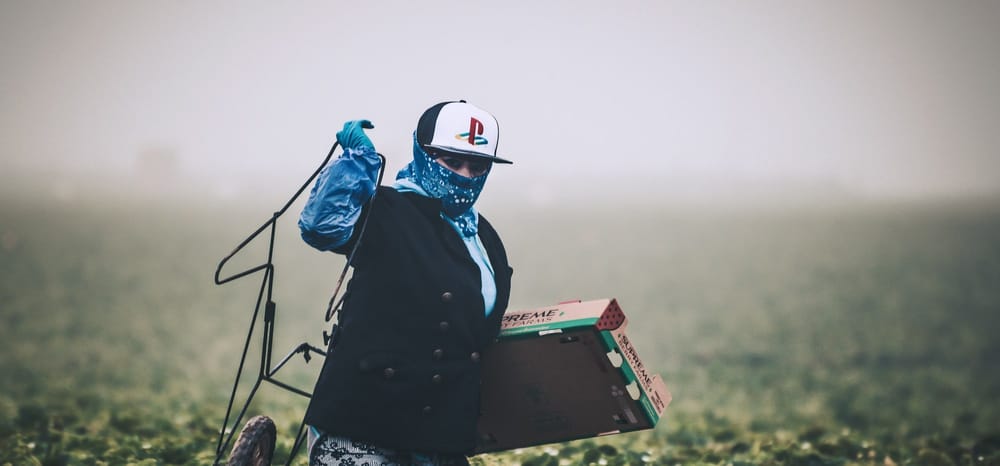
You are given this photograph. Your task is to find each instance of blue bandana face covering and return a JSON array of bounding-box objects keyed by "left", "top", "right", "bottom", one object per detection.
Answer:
[{"left": 396, "top": 134, "right": 490, "bottom": 234}]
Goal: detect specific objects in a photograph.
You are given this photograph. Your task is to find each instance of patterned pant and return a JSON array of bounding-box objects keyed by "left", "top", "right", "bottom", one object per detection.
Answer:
[{"left": 309, "top": 432, "right": 470, "bottom": 466}]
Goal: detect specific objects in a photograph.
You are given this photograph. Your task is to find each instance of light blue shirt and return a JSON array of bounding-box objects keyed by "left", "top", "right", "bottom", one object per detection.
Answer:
[{"left": 393, "top": 179, "right": 497, "bottom": 317}]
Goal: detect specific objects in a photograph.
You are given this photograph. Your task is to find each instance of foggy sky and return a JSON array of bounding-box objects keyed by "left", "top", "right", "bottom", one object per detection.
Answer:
[{"left": 2, "top": 1, "right": 999, "bottom": 204}]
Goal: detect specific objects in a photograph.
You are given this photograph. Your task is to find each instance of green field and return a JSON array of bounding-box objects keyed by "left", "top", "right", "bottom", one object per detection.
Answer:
[{"left": 2, "top": 193, "right": 999, "bottom": 466}]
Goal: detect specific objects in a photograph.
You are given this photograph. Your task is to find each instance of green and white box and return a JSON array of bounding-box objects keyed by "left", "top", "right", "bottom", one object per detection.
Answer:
[{"left": 476, "top": 298, "right": 671, "bottom": 453}]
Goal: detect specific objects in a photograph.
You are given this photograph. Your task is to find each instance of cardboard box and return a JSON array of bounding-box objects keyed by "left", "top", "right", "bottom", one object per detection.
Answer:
[{"left": 475, "top": 298, "right": 671, "bottom": 453}]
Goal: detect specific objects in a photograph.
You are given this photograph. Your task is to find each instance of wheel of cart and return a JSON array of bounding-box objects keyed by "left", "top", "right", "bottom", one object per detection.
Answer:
[
  {"left": 227, "top": 415, "right": 276, "bottom": 466},
  {"left": 212, "top": 142, "right": 385, "bottom": 466}
]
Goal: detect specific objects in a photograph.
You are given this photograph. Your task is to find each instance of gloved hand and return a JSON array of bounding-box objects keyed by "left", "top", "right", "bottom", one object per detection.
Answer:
[{"left": 336, "top": 120, "right": 375, "bottom": 151}]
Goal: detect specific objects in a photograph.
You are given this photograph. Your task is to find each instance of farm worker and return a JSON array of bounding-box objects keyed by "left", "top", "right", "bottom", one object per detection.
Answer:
[{"left": 298, "top": 100, "right": 514, "bottom": 466}]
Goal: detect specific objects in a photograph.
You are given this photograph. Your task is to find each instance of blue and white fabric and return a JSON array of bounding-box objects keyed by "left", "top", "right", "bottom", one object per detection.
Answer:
[
  {"left": 394, "top": 134, "right": 490, "bottom": 233},
  {"left": 310, "top": 430, "right": 469, "bottom": 466}
]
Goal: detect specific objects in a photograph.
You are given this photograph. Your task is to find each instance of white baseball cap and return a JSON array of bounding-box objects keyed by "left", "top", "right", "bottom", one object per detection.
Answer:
[{"left": 416, "top": 101, "right": 513, "bottom": 164}]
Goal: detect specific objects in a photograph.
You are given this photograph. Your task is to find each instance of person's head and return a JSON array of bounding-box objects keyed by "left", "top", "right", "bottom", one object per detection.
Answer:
[
  {"left": 416, "top": 100, "right": 513, "bottom": 178},
  {"left": 400, "top": 101, "right": 512, "bottom": 217}
]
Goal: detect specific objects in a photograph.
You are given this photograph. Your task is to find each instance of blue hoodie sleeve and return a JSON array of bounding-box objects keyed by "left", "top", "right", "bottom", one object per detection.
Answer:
[{"left": 298, "top": 146, "right": 382, "bottom": 251}]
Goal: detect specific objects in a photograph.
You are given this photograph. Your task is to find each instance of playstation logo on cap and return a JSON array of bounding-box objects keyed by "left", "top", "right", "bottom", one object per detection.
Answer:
[{"left": 417, "top": 101, "right": 513, "bottom": 164}]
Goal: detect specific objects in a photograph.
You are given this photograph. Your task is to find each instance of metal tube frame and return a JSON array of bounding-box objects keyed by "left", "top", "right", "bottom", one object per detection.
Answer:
[{"left": 211, "top": 141, "right": 384, "bottom": 465}]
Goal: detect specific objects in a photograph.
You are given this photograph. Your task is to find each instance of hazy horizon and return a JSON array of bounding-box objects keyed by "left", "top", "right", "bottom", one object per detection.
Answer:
[{"left": 2, "top": 1, "right": 999, "bottom": 207}]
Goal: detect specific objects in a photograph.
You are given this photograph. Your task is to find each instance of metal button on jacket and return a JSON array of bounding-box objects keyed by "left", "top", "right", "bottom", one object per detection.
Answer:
[
  {"left": 431, "top": 374, "right": 443, "bottom": 384},
  {"left": 439, "top": 321, "right": 450, "bottom": 332},
  {"left": 383, "top": 367, "right": 396, "bottom": 379},
  {"left": 470, "top": 352, "right": 481, "bottom": 363},
  {"left": 441, "top": 291, "right": 454, "bottom": 302},
  {"left": 432, "top": 349, "right": 444, "bottom": 360},
  {"left": 422, "top": 405, "right": 433, "bottom": 415}
]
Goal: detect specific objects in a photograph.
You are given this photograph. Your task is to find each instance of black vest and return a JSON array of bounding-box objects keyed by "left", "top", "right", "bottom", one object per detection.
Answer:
[{"left": 304, "top": 187, "right": 513, "bottom": 454}]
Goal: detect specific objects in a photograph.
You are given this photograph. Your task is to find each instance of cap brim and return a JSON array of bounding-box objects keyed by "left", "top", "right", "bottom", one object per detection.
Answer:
[{"left": 425, "top": 144, "right": 513, "bottom": 165}]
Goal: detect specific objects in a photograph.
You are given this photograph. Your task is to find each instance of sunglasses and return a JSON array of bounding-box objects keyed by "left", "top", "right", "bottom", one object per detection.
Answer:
[{"left": 433, "top": 154, "right": 492, "bottom": 177}]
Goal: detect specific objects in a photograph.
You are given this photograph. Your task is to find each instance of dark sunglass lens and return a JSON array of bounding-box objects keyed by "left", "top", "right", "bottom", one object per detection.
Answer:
[{"left": 470, "top": 162, "right": 489, "bottom": 174}]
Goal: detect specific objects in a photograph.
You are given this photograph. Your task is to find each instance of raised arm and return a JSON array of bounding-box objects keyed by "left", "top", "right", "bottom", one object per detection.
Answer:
[{"left": 299, "top": 120, "right": 381, "bottom": 252}]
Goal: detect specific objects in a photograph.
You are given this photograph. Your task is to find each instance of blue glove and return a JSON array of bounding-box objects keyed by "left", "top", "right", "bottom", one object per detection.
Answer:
[{"left": 336, "top": 120, "right": 375, "bottom": 152}]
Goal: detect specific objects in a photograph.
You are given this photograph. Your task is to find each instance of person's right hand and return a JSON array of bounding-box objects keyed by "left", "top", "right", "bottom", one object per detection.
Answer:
[{"left": 336, "top": 120, "right": 375, "bottom": 151}]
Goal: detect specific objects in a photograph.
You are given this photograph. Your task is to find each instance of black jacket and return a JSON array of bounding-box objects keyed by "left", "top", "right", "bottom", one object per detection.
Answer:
[{"left": 304, "top": 187, "right": 513, "bottom": 454}]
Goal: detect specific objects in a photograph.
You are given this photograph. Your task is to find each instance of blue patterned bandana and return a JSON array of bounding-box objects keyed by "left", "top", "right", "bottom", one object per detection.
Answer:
[{"left": 395, "top": 134, "right": 490, "bottom": 237}]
